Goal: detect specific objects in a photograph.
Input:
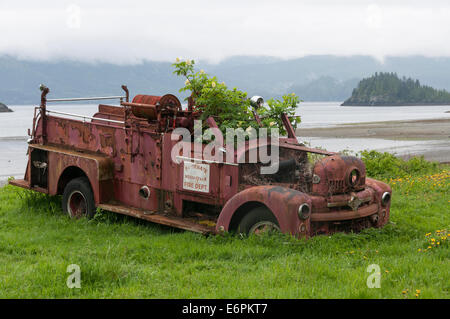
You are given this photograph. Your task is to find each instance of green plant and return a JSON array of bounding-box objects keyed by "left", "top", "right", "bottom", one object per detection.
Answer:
[
  {"left": 0, "top": 165, "right": 448, "bottom": 298},
  {"left": 358, "top": 150, "right": 439, "bottom": 179},
  {"left": 172, "top": 59, "right": 301, "bottom": 136},
  {"left": 258, "top": 93, "right": 301, "bottom": 136}
]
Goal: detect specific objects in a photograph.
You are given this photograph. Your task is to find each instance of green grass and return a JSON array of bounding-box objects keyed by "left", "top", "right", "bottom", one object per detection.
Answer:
[{"left": 0, "top": 169, "right": 448, "bottom": 299}]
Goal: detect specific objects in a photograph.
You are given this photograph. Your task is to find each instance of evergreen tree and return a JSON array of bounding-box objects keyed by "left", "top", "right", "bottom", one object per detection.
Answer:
[{"left": 342, "top": 72, "right": 450, "bottom": 106}]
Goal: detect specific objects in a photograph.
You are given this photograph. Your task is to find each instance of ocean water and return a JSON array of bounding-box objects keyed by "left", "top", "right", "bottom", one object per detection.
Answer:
[{"left": 0, "top": 102, "right": 449, "bottom": 180}]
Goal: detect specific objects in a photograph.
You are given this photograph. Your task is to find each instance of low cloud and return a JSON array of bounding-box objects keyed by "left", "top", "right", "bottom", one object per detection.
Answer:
[{"left": 1, "top": 0, "right": 449, "bottom": 64}]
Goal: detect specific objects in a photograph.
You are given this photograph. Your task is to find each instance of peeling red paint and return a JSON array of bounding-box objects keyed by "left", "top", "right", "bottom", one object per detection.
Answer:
[{"left": 10, "top": 86, "right": 392, "bottom": 237}]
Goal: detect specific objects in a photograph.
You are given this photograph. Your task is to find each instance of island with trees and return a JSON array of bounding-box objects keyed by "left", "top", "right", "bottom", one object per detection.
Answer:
[
  {"left": 342, "top": 72, "right": 450, "bottom": 106},
  {"left": 0, "top": 102, "right": 12, "bottom": 112}
]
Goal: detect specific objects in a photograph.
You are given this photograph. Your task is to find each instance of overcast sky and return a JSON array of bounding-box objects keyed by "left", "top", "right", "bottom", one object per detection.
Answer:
[{"left": 1, "top": 0, "right": 450, "bottom": 64}]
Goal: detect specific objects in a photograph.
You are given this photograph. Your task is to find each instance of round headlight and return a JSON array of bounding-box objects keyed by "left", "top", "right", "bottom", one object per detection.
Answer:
[
  {"left": 381, "top": 192, "right": 391, "bottom": 206},
  {"left": 250, "top": 96, "right": 264, "bottom": 109},
  {"left": 298, "top": 203, "right": 311, "bottom": 220},
  {"left": 349, "top": 168, "right": 360, "bottom": 186}
]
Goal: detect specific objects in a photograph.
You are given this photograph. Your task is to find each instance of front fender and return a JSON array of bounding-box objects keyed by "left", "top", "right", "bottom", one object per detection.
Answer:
[
  {"left": 216, "top": 185, "right": 311, "bottom": 235},
  {"left": 366, "top": 178, "right": 392, "bottom": 227}
]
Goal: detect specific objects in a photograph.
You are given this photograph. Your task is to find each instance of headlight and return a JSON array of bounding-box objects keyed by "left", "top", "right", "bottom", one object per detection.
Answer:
[
  {"left": 298, "top": 203, "right": 311, "bottom": 220},
  {"left": 381, "top": 192, "right": 391, "bottom": 206},
  {"left": 250, "top": 96, "right": 264, "bottom": 109}
]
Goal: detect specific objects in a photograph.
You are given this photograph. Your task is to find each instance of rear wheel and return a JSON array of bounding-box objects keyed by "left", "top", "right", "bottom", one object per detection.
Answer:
[
  {"left": 62, "top": 177, "right": 96, "bottom": 219},
  {"left": 237, "top": 207, "right": 280, "bottom": 236}
]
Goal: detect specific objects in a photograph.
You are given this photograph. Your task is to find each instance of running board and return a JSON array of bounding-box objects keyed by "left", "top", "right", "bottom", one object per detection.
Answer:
[
  {"left": 9, "top": 179, "right": 49, "bottom": 194},
  {"left": 97, "top": 203, "right": 216, "bottom": 235}
]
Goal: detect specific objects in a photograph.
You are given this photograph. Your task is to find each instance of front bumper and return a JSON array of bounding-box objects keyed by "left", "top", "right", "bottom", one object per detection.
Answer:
[
  {"left": 309, "top": 181, "right": 391, "bottom": 231},
  {"left": 310, "top": 203, "right": 379, "bottom": 222}
]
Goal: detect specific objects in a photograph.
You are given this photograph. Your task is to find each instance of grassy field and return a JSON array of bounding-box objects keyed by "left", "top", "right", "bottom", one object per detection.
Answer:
[{"left": 0, "top": 168, "right": 448, "bottom": 298}]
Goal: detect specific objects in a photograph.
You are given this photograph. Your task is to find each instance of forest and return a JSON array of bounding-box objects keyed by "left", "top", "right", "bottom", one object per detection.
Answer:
[{"left": 342, "top": 72, "right": 450, "bottom": 106}]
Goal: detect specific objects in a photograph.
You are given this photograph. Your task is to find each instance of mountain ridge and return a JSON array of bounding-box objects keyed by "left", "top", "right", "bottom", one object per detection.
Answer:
[{"left": 2, "top": 55, "right": 450, "bottom": 104}]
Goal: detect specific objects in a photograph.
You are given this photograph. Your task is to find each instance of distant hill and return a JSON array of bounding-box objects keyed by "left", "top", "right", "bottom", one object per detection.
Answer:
[
  {"left": 0, "top": 102, "right": 12, "bottom": 112},
  {"left": 342, "top": 72, "right": 450, "bottom": 106},
  {"left": 2, "top": 55, "right": 450, "bottom": 104},
  {"left": 288, "top": 77, "right": 359, "bottom": 101}
]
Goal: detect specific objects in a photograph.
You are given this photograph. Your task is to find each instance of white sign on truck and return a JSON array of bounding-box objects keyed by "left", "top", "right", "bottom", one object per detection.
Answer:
[{"left": 183, "top": 161, "right": 210, "bottom": 193}]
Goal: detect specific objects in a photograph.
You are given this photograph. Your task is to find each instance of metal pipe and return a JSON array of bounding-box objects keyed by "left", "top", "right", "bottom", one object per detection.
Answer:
[
  {"left": 121, "top": 85, "right": 129, "bottom": 102},
  {"left": 281, "top": 112, "right": 296, "bottom": 139},
  {"left": 47, "top": 96, "right": 126, "bottom": 102},
  {"left": 40, "top": 85, "right": 50, "bottom": 143},
  {"left": 121, "top": 101, "right": 156, "bottom": 108},
  {"left": 46, "top": 110, "right": 125, "bottom": 124}
]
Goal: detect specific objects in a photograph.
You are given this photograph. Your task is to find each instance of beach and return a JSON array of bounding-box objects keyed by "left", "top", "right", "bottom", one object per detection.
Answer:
[
  {"left": 296, "top": 118, "right": 450, "bottom": 162},
  {"left": 296, "top": 118, "right": 450, "bottom": 140}
]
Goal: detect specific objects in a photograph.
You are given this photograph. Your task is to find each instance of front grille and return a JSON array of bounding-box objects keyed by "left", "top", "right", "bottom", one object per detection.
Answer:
[{"left": 328, "top": 179, "right": 345, "bottom": 193}]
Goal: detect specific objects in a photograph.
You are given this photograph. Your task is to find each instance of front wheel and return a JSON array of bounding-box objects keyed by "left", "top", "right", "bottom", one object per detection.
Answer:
[
  {"left": 237, "top": 207, "right": 280, "bottom": 236},
  {"left": 62, "top": 177, "right": 96, "bottom": 219}
]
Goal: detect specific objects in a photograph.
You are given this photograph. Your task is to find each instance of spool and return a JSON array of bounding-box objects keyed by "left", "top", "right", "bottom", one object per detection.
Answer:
[{"left": 128, "top": 94, "right": 182, "bottom": 120}]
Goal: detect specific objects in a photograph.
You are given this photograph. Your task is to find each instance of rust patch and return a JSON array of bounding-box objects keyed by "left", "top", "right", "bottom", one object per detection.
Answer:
[{"left": 11, "top": 85, "right": 391, "bottom": 238}]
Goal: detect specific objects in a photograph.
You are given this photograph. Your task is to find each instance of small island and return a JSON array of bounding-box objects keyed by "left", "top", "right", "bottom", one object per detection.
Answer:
[
  {"left": 342, "top": 72, "right": 450, "bottom": 106},
  {"left": 0, "top": 102, "right": 13, "bottom": 112}
]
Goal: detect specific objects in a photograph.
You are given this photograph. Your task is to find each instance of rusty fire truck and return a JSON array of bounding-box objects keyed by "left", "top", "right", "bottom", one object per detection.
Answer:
[{"left": 9, "top": 85, "right": 392, "bottom": 237}]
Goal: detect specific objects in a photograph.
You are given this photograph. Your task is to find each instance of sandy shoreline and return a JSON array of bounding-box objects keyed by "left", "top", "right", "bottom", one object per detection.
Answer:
[
  {"left": 296, "top": 118, "right": 450, "bottom": 163},
  {"left": 296, "top": 118, "right": 450, "bottom": 140}
]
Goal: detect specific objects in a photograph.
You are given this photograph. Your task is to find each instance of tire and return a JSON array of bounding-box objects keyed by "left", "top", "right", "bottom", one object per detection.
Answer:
[
  {"left": 62, "top": 177, "right": 96, "bottom": 219},
  {"left": 237, "top": 206, "right": 280, "bottom": 236}
]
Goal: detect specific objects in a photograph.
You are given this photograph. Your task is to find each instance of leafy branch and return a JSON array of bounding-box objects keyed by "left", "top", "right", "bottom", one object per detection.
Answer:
[{"left": 172, "top": 59, "right": 301, "bottom": 136}]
